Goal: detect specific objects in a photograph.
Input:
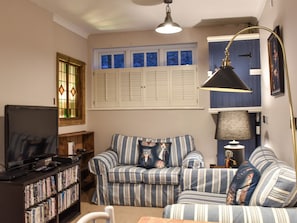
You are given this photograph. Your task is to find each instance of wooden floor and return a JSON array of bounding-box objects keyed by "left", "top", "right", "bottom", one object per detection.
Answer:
[{"left": 71, "top": 188, "right": 164, "bottom": 223}]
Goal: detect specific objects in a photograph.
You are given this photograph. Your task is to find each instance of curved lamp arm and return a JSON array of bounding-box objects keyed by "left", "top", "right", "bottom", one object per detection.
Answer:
[{"left": 207, "top": 25, "right": 297, "bottom": 179}]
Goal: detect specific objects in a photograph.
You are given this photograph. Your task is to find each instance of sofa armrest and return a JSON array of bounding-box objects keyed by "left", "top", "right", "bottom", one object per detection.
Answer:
[
  {"left": 181, "top": 168, "right": 237, "bottom": 194},
  {"left": 88, "top": 149, "right": 118, "bottom": 175},
  {"left": 182, "top": 151, "right": 204, "bottom": 168},
  {"left": 163, "top": 203, "right": 297, "bottom": 223}
]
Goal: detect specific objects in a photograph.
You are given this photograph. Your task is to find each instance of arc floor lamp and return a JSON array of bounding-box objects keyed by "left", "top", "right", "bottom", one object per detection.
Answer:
[{"left": 201, "top": 25, "right": 297, "bottom": 178}]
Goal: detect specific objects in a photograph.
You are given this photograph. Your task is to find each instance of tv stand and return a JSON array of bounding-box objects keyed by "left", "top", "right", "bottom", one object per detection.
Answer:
[
  {"left": 0, "top": 168, "right": 29, "bottom": 181},
  {"left": 0, "top": 161, "right": 80, "bottom": 222}
]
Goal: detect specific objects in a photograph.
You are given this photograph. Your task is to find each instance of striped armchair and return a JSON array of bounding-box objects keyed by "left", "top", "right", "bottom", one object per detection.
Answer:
[
  {"left": 163, "top": 146, "right": 297, "bottom": 223},
  {"left": 88, "top": 134, "right": 204, "bottom": 207}
]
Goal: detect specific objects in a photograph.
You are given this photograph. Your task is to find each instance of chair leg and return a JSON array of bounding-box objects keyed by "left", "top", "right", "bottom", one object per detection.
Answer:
[{"left": 105, "top": 206, "right": 115, "bottom": 223}]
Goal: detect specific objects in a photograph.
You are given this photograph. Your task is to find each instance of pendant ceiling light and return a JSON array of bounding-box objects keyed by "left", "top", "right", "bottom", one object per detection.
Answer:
[{"left": 155, "top": 0, "right": 182, "bottom": 34}]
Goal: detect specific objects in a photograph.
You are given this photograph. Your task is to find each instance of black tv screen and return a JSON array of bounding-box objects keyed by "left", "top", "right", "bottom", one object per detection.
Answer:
[{"left": 4, "top": 105, "right": 58, "bottom": 170}]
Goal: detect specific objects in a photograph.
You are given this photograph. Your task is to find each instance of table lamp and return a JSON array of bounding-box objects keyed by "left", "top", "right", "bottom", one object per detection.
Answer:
[{"left": 215, "top": 110, "right": 252, "bottom": 167}]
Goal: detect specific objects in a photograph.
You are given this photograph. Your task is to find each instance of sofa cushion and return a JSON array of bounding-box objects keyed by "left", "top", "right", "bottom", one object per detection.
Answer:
[
  {"left": 111, "top": 134, "right": 143, "bottom": 165},
  {"left": 248, "top": 146, "right": 277, "bottom": 174},
  {"left": 181, "top": 168, "right": 237, "bottom": 194},
  {"left": 168, "top": 135, "right": 196, "bottom": 167},
  {"left": 178, "top": 190, "right": 226, "bottom": 204},
  {"left": 182, "top": 151, "right": 204, "bottom": 168},
  {"left": 164, "top": 203, "right": 297, "bottom": 223},
  {"left": 142, "top": 135, "right": 195, "bottom": 167},
  {"left": 108, "top": 166, "right": 146, "bottom": 184},
  {"left": 226, "top": 161, "right": 261, "bottom": 205},
  {"left": 138, "top": 141, "right": 171, "bottom": 169},
  {"left": 111, "top": 134, "right": 195, "bottom": 167},
  {"left": 249, "top": 161, "right": 297, "bottom": 207},
  {"left": 142, "top": 167, "right": 180, "bottom": 185}
]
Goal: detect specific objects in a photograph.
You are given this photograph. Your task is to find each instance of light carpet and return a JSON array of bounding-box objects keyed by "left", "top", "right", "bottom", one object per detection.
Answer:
[{"left": 71, "top": 188, "right": 163, "bottom": 222}]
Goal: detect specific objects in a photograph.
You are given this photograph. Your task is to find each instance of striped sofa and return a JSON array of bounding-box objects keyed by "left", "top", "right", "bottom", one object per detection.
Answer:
[
  {"left": 88, "top": 134, "right": 204, "bottom": 207},
  {"left": 163, "top": 146, "right": 297, "bottom": 223}
]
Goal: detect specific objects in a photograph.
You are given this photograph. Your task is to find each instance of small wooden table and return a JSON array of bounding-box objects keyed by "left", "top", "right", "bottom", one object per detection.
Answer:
[{"left": 137, "top": 216, "right": 216, "bottom": 223}]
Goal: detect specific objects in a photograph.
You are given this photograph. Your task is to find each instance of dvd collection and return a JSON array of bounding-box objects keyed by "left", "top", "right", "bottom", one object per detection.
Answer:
[{"left": 24, "top": 165, "right": 79, "bottom": 223}]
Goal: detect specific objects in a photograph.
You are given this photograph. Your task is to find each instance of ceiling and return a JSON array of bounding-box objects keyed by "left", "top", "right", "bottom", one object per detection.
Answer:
[{"left": 29, "top": 0, "right": 266, "bottom": 38}]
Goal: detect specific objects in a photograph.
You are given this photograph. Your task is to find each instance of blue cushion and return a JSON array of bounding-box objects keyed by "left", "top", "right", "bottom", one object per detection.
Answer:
[{"left": 226, "top": 161, "right": 261, "bottom": 205}]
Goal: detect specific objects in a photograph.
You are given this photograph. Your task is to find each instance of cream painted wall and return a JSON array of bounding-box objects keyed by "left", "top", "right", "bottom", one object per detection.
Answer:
[
  {"left": 87, "top": 25, "right": 250, "bottom": 167},
  {"left": 259, "top": 0, "right": 297, "bottom": 167},
  {"left": 0, "top": 0, "right": 55, "bottom": 109},
  {"left": 0, "top": 0, "right": 88, "bottom": 166},
  {"left": 3, "top": 0, "right": 294, "bottom": 169}
]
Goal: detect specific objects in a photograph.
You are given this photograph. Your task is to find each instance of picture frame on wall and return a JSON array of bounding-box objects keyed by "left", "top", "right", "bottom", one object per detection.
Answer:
[{"left": 268, "top": 26, "right": 284, "bottom": 96}]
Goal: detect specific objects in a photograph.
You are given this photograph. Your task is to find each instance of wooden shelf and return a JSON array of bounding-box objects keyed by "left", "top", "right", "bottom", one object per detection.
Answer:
[
  {"left": 0, "top": 162, "right": 80, "bottom": 223},
  {"left": 208, "top": 106, "right": 262, "bottom": 114},
  {"left": 58, "top": 131, "right": 95, "bottom": 191}
]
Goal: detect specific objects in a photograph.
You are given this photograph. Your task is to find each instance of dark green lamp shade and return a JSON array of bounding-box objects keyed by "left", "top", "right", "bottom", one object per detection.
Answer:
[{"left": 201, "top": 65, "right": 252, "bottom": 93}]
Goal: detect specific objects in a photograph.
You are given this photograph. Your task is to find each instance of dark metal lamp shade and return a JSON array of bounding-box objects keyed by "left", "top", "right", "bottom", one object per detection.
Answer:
[
  {"left": 215, "top": 110, "right": 253, "bottom": 141},
  {"left": 201, "top": 65, "right": 252, "bottom": 93}
]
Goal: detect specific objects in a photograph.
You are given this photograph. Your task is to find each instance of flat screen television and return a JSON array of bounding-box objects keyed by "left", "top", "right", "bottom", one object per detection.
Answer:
[{"left": 4, "top": 105, "right": 58, "bottom": 171}]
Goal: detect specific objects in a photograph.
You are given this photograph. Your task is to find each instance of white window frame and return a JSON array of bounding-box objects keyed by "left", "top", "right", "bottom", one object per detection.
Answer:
[{"left": 93, "top": 43, "right": 197, "bottom": 69}]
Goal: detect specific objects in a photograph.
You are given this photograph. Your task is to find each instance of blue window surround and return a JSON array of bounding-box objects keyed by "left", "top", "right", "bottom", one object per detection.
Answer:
[{"left": 208, "top": 36, "right": 262, "bottom": 166}]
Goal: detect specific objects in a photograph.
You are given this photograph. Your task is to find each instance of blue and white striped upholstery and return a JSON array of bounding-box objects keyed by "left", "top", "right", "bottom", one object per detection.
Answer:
[
  {"left": 248, "top": 146, "right": 277, "bottom": 174},
  {"left": 163, "top": 203, "right": 297, "bottom": 223},
  {"left": 89, "top": 134, "right": 199, "bottom": 207},
  {"left": 181, "top": 168, "right": 237, "bottom": 194},
  {"left": 142, "top": 167, "right": 180, "bottom": 185},
  {"left": 108, "top": 166, "right": 145, "bottom": 183},
  {"left": 89, "top": 150, "right": 118, "bottom": 175},
  {"left": 250, "top": 161, "right": 297, "bottom": 207},
  {"left": 111, "top": 134, "right": 142, "bottom": 165},
  {"left": 89, "top": 150, "right": 118, "bottom": 205},
  {"left": 182, "top": 151, "right": 204, "bottom": 168},
  {"left": 110, "top": 134, "right": 196, "bottom": 167},
  {"left": 92, "top": 183, "right": 180, "bottom": 207},
  {"left": 178, "top": 190, "right": 226, "bottom": 204},
  {"left": 143, "top": 184, "right": 180, "bottom": 207}
]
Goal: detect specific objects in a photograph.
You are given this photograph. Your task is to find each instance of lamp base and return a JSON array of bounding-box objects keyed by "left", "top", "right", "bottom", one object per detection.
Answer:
[{"left": 224, "top": 144, "right": 245, "bottom": 168}]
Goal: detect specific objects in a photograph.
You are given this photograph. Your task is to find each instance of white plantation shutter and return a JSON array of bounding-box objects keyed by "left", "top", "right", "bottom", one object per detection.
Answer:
[
  {"left": 119, "top": 68, "right": 143, "bottom": 105},
  {"left": 144, "top": 67, "right": 170, "bottom": 106},
  {"left": 93, "top": 69, "right": 118, "bottom": 107},
  {"left": 92, "top": 65, "right": 199, "bottom": 109},
  {"left": 171, "top": 66, "right": 197, "bottom": 105}
]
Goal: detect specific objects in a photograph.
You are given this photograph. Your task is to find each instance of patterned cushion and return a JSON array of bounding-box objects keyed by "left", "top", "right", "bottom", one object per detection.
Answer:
[
  {"left": 226, "top": 161, "right": 261, "bottom": 205},
  {"left": 182, "top": 151, "right": 204, "bottom": 168},
  {"left": 249, "top": 161, "right": 297, "bottom": 207},
  {"left": 138, "top": 141, "right": 171, "bottom": 169},
  {"left": 111, "top": 134, "right": 195, "bottom": 167},
  {"left": 248, "top": 146, "right": 277, "bottom": 174}
]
